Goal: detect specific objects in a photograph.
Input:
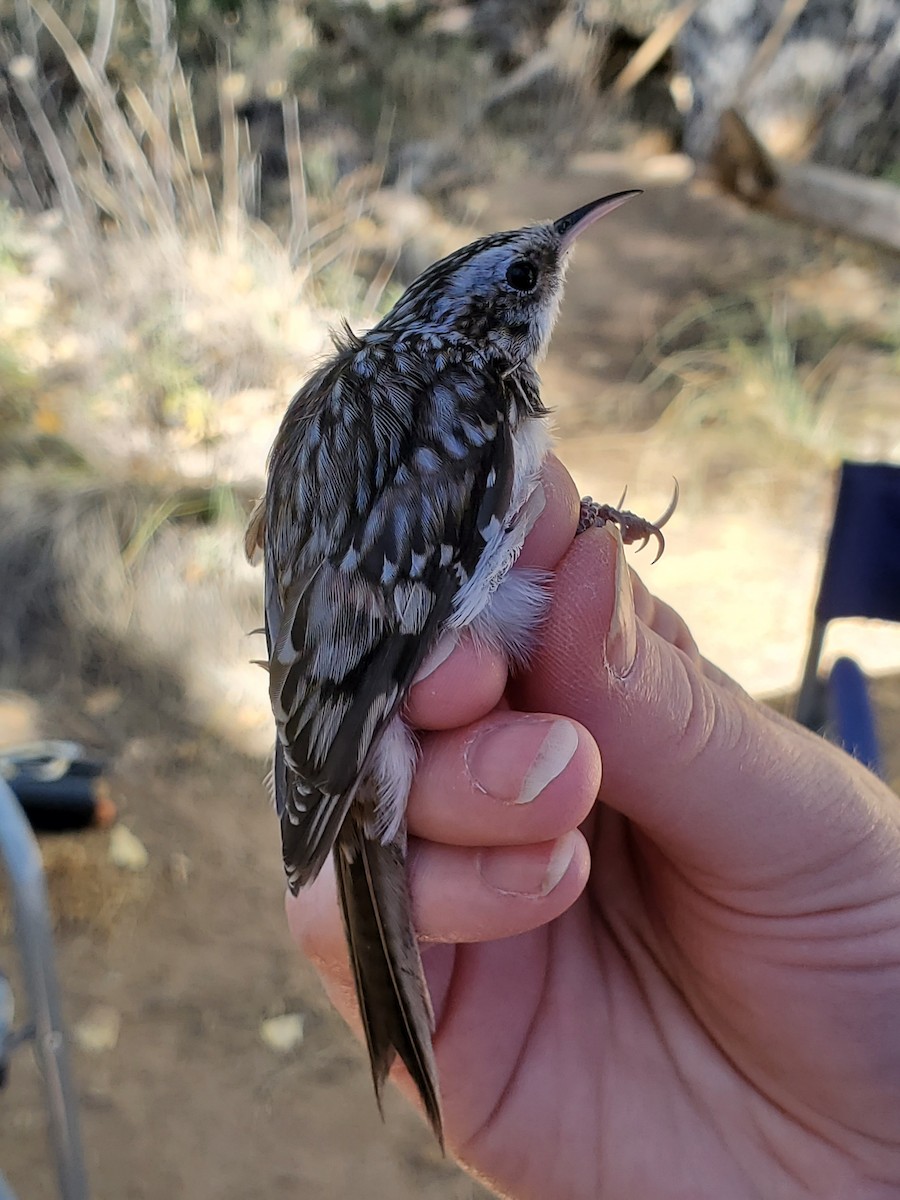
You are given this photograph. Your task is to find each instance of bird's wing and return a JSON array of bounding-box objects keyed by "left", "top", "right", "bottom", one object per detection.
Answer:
[
  {"left": 244, "top": 496, "right": 265, "bottom": 562},
  {"left": 263, "top": 363, "right": 517, "bottom": 892}
]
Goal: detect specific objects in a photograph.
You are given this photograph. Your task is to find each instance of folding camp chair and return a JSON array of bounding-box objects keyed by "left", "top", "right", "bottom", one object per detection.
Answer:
[
  {"left": 795, "top": 461, "right": 900, "bottom": 776},
  {"left": 0, "top": 775, "right": 89, "bottom": 1200}
]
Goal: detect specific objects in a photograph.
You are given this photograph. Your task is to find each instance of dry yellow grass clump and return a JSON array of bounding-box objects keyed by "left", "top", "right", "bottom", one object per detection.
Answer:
[{"left": 0, "top": 1, "right": 355, "bottom": 749}]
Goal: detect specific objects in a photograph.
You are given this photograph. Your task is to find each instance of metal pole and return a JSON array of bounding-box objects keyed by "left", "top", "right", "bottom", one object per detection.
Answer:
[
  {"left": 794, "top": 618, "right": 827, "bottom": 730},
  {"left": 0, "top": 778, "right": 89, "bottom": 1200}
]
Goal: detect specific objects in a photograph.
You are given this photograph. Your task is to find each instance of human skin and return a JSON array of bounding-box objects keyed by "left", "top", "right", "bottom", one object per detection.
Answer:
[{"left": 288, "top": 457, "right": 900, "bottom": 1200}]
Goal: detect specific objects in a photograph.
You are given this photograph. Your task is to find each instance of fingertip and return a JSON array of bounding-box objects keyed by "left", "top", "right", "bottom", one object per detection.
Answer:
[
  {"left": 285, "top": 861, "right": 341, "bottom": 968},
  {"left": 540, "top": 827, "right": 591, "bottom": 902},
  {"left": 565, "top": 827, "right": 591, "bottom": 897},
  {"left": 406, "top": 632, "right": 508, "bottom": 730},
  {"left": 402, "top": 457, "right": 579, "bottom": 728},
  {"left": 517, "top": 454, "right": 580, "bottom": 570},
  {"left": 410, "top": 829, "right": 590, "bottom": 945},
  {"left": 516, "top": 525, "right": 618, "bottom": 720},
  {"left": 409, "top": 714, "right": 600, "bottom": 846}
]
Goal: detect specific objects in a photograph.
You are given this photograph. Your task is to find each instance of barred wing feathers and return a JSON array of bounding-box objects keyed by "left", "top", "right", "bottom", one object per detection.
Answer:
[{"left": 263, "top": 349, "right": 518, "bottom": 892}]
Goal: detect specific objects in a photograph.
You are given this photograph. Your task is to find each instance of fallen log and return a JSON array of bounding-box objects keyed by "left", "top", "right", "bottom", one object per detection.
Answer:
[{"left": 711, "top": 108, "right": 900, "bottom": 254}]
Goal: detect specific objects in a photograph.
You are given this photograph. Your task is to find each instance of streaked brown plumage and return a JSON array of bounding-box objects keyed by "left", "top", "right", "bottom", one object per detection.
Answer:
[{"left": 248, "top": 193, "right": 652, "bottom": 1144}]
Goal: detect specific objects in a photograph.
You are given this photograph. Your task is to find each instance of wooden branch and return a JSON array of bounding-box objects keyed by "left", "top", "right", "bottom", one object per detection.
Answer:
[
  {"left": 737, "top": 0, "right": 810, "bottom": 97},
  {"left": 711, "top": 109, "right": 900, "bottom": 254},
  {"left": 611, "top": 0, "right": 701, "bottom": 98}
]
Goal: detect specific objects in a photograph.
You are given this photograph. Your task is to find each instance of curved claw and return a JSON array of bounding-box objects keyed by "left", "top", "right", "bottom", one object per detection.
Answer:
[
  {"left": 654, "top": 479, "right": 679, "bottom": 530},
  {"left": 577, "top": 482, "right": 676, "bottom": 563}
]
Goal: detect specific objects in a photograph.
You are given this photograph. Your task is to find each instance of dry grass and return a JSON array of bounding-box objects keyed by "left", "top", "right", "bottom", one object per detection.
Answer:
[
  {"left": 637, "top": 285, "right": 900, "bottom": 505},
  {"left": 0, "top": 0, "right": 380, "bottom": 476},
  {"left": 0, "top": 1, "right": 360, "bottom": 747},
  {"left": 1, "top": 0, "right": 898, "bottom": 742},
  {"left": 0, "top": 829, "right": 149, "bottom": 937}
]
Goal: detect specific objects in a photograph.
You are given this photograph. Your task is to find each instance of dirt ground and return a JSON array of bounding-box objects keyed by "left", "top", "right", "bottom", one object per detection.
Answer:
[{"left": 2, "top": 160, "right": 899, "bottom": 1199}]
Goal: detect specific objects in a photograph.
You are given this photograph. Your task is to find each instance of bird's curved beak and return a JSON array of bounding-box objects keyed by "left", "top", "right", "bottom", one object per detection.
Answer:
[{"left": 553, "top": 190, "right": 642, "bottom": 250}]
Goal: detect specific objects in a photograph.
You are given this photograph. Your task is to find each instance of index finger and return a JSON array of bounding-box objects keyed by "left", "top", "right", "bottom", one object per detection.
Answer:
[
  {"left": 405, "top": 454, "right": 580, "bottom": 730},
  {"left": 516, "top": 453, "right": 581, "bottom": 570},
  {"left": 519, "top": 526, "right": 898, "bottom": 902}
]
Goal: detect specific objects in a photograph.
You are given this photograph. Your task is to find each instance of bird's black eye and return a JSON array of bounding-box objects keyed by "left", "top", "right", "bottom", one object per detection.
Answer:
[{"left": 505, "top": 259, "right": 538, "bottom": 292}]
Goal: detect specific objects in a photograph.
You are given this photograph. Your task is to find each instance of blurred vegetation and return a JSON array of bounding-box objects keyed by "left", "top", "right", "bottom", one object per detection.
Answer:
[
  {"left": 0, "top": 0, "right": 897, "bottom": 517},
  {"left": 0, "top": 16, "right": 895, "bottom": 1195},
  {"left": 635, "top": 283, "right": 900, "bottom": 495},
  {"left": 292, "top": 1, "right": 489, "bottom": 143}
]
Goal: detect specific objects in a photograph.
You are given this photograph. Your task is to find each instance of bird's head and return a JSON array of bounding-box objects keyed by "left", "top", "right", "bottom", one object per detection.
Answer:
[{"left": 374, "top": 191, "right": 640, "bottom": 364}]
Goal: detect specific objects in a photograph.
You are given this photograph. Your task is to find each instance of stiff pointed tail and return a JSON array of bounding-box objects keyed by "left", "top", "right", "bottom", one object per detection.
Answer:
[{"left": 334, "top": 822, "right": 443, "bottom": 1146}]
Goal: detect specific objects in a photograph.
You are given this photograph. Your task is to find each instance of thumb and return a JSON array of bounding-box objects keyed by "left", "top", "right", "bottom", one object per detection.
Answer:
[{"left": 517, "top": 526, "right": 889, "bottom": 895}]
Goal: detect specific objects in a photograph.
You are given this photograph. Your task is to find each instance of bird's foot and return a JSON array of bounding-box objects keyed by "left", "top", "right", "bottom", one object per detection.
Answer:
[{"left": 577, "top": 481, "right": 679, "bottom": 563}]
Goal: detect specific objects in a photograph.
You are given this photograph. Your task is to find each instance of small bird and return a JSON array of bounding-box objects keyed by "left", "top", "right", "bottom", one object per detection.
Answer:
[{"left": 248, "top": 191, "right": 668, "bottom": 1145}]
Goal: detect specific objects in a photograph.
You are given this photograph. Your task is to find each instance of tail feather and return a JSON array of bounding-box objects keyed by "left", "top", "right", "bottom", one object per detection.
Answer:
[{"left": 334, "top": 824, "right": 443, "bottom": 1147}]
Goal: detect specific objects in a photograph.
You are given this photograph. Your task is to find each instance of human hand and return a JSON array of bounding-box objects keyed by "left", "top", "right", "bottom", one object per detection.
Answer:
[{"left": 289, "top": 458, "right": 900, "bottom": 1199}]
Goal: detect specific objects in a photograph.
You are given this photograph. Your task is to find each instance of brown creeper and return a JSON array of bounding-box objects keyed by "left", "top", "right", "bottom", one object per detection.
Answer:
[{"left": 248, "top": 191, "right": 642, "bottom": 1145}]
